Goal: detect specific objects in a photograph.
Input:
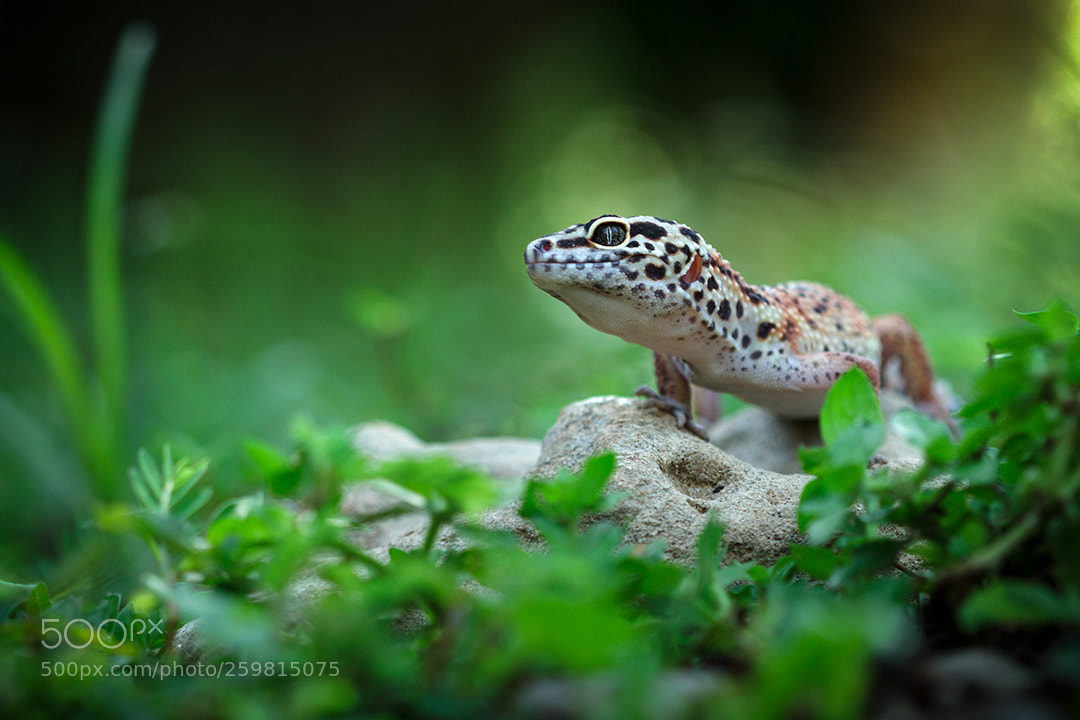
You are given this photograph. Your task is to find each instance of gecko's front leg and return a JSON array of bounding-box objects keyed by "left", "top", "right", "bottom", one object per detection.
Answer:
[{"left": 635, "top": 352, "right": 709, "bottom": 440}]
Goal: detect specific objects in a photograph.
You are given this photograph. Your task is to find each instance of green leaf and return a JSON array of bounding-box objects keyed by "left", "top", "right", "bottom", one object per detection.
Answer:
[
  {"left": 789, "top": 545, "right": 843, "bottom": 580},
  {"left": 172, "top": 485, "right": 213, "bottom": 520},
  {"left": 521, "top": 452, "right": 619, "bottom": 528},
  {"left": 377, "top": 456, "right": 499, "bottom": 516},
  {"left": 86, "top": 23, "right": 157, "bottom": 451},
  {"left": 891, "top": 409, "right": 955, "bottom": 463},
  {"left": 0, "top": 238, "right": 88, "bottom": 440},
  {"left": 244, "top": 438, "right": 293, "bottom": 476},
  {"left": 820, "top": 367, "right": 885, "bottom": 453},
  {"left": 0, "top": 580, "right": 51, "bottom": 617},
  {"left": 170, "top": 456, "right": 210, "bottom": 505},
  {"left": 960, "top": 580, "right": 1080, "bottom": 630},
  {"left": 128, "top": 466, "right": 156, "bottom": 511},
  {"left": 695, "top": 515, "right": 725, "bottom": 571},
  {"left": 136, "top": 446, "right": 163, "bottom": 496},
  {"left": 1015, "top": 302, "right": 1079, "bottom": 341},
  {"left": 797, "top": 469, "right": 863, "bottom": 544},
  {"left": 829, "top": 540, "right": 908, "bottom": 587},
  {"left": 268, "top": 466, "right": 304, "bottom": 496}
]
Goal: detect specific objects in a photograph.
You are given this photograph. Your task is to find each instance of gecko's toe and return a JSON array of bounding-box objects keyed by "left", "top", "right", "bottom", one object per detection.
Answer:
[{"left": 635, "top": 386, "right": 710, "bottom": 441}]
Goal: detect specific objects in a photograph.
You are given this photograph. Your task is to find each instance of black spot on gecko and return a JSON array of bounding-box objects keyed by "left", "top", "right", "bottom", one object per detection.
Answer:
[
  {"left": 666, "top": 283, "right": 676, "bottom": 292},
  {"left": 644, "top": 242, "right": 655, "bottom": 252},
  {"left": 718, "top": 298, "right": 731, "bottom": 320},
  {"left": 706, "top": 300, "right": 716, "bottom": 315},
  {"left": 813, "top": 302, "right": 828, "bottom": 314},
  {"left": 624, "top": 271, "right": 639, "bottom": 281},
  {"left": 757, "top": 322, "right": 775, "bottom": 340},
  {"left": 664, "top": 242, "right": 678, "bottom": 255},
  {"left": 679, "top": 227, "right": 701, "bottom": 243},
  {"left": 693, "top": 290, "right": 704, "bottom": 302},
  {"left": 750, "top": 350, "right": 762, "bottom": 360},
  {"left": 630, "top": 221, "right": 666, "bottom": 239},
  {"left": 731, "top": 328, "right": 739, "bottom": 340},
  {"left": 626, "top": 240, "right": 640, "bottom": 249},
  {"left": 706, "top": 276, "right": 719, "bottom": 291},
  {"left": 645, "top": 264, "right": 666, "bottom": 280},
  {"left": 741, "top": 334, "right": 751, "bottom": 349},
  {"left": 556, "top": 237, "right": 588, "bottom": 249},
  {"left": 736, "top": 301, "right": 744, "bottom": 319}
]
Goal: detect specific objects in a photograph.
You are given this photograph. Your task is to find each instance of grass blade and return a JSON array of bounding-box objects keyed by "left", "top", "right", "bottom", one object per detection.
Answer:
[
  {"left": 84, "top": 21, "right": 157, "bottom": 489},
  {"left": 0, "top": 238, "right": 88, "bottom": 435}
]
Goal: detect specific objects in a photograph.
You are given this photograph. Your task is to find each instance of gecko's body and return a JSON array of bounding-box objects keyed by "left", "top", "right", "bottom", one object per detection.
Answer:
[{"left": 525, "top": 214, "right": 946, "bottom": 430}]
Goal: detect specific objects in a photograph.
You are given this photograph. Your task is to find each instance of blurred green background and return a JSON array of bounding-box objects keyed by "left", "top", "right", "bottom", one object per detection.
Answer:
[{"left": 3, "top": 1, "right": 1080, "bottom": 561}]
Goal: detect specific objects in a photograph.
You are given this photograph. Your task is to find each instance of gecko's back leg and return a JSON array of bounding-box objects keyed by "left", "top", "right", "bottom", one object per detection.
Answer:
[{"left": 871, "top": 314, "right": 953, "bottom": 424}]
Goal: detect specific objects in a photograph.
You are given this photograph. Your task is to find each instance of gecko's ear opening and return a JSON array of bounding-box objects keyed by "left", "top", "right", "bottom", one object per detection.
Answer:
[{"left": 680, "top": 254, "right": 703, "bottom": 284}]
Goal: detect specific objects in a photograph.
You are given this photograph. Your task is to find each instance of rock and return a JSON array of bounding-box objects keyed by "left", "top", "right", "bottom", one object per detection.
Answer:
[
  {"left": 871, "top": 648, "right": 1058, "bottom": 720},
  {"left": 502, "top": 396, "right": 807, "bottom": 566},
  {"left": 924, "top": 649, "right": 1034, "bottom": 706},
  {"left": 168, "top": 618, "right": 206, "bottom": 663},
  {"left": 504, "top": 393, "right": 923, "bottom": 567},
  {"left": 512, "top": 669, "right": 725, "bottom": 720},
  {"left": 344, "top": 393, "right": 922, "bottom": 564},
  {"left": 342, "top": 421, "right": 543, "bottom": 551},
  {"left": 709, "top": 389, "right": 924, "bottom": 475},
  {"left": 350, "top": 420, "right": 541, "bottom": 481}
]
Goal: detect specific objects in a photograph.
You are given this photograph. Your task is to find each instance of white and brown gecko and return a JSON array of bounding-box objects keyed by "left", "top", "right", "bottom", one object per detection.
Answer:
[{"left": 525, "top": 214, "right": 950, "bottom": 437}]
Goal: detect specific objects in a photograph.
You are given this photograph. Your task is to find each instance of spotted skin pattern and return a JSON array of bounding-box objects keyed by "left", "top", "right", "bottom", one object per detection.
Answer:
[{"left": 525, "top": 214, "right": 945, "bottom": 426}]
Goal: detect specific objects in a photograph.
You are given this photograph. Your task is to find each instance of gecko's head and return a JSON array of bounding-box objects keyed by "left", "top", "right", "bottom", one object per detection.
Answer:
[{"left": 524, "top": 214, "right": 718, "bottom": 346}]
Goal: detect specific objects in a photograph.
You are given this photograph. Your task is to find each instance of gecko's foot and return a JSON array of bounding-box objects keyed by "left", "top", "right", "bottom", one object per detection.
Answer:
[{"left": 634, "top": 385, "right": 710, "bottom": 441}]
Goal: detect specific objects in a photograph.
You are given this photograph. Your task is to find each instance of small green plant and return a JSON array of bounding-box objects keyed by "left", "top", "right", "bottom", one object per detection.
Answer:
[{"left": 795, "top": 303, "right": 1080, "bottom": 641}]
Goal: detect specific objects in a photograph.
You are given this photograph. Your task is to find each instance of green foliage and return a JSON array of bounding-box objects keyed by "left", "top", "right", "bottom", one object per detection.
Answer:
[
  {"left": 796, "top": 304, "right": 1080, "bottom": 636},
  {"left": 520, "top": 452, "right": 622, "bottom": 535},
  {"left": 0, "top": 24, "right": 156, "bottom": 499},
  {"left": 3, "top": 304, "right": 1080, "bottom": 718}
]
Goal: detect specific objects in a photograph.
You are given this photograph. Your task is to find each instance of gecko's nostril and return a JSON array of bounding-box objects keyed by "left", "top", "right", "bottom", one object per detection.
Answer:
[{"left": 538, "top": 239, "right": 553, "bottom": 253}]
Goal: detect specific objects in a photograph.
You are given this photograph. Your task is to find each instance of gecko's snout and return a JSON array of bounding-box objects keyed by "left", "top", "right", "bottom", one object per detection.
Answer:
[{"left": 524, "top": 237, "right": 553, "bottom": 265}]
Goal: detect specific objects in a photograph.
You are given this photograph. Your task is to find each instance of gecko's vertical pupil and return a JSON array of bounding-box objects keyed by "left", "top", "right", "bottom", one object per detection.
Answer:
[{"left": 592, "top": 222, "right": 627, "bottom": 247}]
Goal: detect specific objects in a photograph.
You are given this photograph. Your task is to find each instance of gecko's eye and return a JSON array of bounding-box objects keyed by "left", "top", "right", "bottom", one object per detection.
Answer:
[{"left": 590, "top": 221, "right": 628, "bottom": 247}]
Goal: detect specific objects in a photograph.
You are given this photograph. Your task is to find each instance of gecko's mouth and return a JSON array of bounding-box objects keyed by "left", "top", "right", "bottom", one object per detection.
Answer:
[{"left": 525, "top": 254, "right": 644, "bottom": 268}]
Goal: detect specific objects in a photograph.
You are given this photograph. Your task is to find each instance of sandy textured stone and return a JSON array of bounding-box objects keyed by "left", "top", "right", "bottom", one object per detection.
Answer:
[
  {"left": 343, "top": 421, "right": 542, "bottom": 551},
  {"left": 518, "top": 397, "right": 811, "bottom": 566},
  {"left": 350, "top": 420, "right": 542, "bottom": 481},
  {"left": 708, "top": 388, "right": 923, "bottom": 474},
  {"left": 509, "top": 392, "right": 926, "bottom": 568}
]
